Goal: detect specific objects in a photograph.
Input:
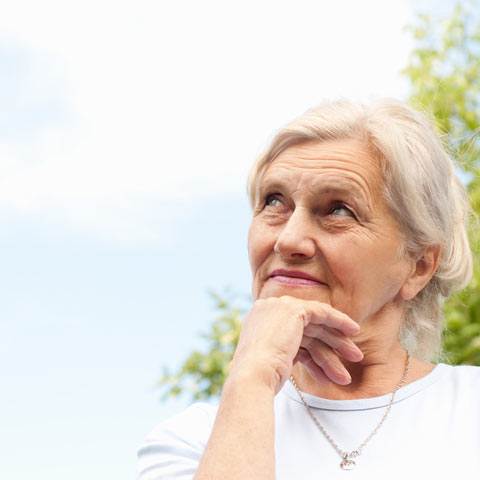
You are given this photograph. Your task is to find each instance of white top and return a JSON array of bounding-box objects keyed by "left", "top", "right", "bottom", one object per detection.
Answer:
[{"left": 137, "top": 364, "right": 480, "bottom": 479}]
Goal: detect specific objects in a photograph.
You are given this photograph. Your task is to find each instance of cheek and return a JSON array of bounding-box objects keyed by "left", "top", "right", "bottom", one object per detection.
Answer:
[
  {"left": 322, "top": 238, "right": 386, "bottom": 304},
  {"left": 247, "top": 221, "right": 277, "bottom": 298},
  {"left": 247, "top": 223, "right": 257, "bottom": 271},
  {"left": 247, "top": 220, "right": 272, "bottom": 271},
  {"left": 329, "top": 242, "right": 411, "bottom": 313}
]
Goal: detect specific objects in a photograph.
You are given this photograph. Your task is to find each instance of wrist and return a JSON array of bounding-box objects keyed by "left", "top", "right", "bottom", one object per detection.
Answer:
[{"left": 225, "top": 359, "right": 283, "bottom": 396}]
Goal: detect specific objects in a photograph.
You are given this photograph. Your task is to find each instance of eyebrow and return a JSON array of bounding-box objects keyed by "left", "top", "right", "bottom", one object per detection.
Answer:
[{"left": 260, "top": 175, "right": 369, "bottom": 205}]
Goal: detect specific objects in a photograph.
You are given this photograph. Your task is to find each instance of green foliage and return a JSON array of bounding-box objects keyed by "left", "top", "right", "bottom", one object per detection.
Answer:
[
  {"left": 403, "top": 0, "right": 480, "bottom": 366},
  {"left": 158, "top": 292, "right": 243, "bottom": 400},
  {"left": 442, "top": 233, "right": 480, "bottom": 365},
  {"left": 403, "top": 2, "right": 480, "bottom": 173}
]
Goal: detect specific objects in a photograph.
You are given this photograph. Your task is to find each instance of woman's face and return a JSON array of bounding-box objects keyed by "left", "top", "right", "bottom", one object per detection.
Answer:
[{"left": 248, "top": 139, "right": 417, "bottom": 325}]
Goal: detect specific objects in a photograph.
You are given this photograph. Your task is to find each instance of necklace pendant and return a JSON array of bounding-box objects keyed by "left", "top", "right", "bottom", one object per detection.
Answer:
[{"left": 340, "top": 456, "right": 356, "bottom": 470}]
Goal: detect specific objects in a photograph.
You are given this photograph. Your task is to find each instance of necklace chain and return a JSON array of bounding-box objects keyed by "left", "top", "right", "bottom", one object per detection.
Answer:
[{"left": 289, "top": 351, "right": 410, "bottom": 470}]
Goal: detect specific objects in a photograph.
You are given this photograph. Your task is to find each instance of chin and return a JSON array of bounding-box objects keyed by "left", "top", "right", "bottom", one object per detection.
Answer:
[{"left": 258, "top": 283, "right": 330, "bottom": 303}]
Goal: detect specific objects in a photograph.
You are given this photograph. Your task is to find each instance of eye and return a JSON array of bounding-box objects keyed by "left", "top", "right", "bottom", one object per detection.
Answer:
[
  {"left": 264, "top": 193, "right": 283, "bottom": 208},
  {"left": 329, "top": 203, "right": 356, "bottom": 218}
]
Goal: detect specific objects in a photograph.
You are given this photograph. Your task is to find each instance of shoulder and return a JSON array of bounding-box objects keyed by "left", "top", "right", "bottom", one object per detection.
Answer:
[
  {"left": 137, "top": 403, "right": 218, "bottom": 480},
  {"left": 437, "top": 363, "right": 480, "bottom": 382},
  {"left": 432, "top": 363, "right": 480, "bottom": 400},
  {"left": 146, "top": 402, "right": 217, "bottom": 441}
]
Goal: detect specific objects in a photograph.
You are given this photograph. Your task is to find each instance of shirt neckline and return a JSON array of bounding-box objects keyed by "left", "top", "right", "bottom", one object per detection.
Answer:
[{"left": 282, "top": 363, "right": 449, "bottom": 411}]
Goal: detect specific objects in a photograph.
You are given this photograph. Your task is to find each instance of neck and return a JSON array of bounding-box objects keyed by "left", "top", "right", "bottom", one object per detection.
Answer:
[{"left": 292, "top": 325, "right": 433, "bottom": 400}]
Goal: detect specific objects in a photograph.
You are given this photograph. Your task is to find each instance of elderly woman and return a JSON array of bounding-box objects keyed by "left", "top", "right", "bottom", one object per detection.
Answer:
[{"left": 138, "top": 99, "right": 480, "bottom": 479}]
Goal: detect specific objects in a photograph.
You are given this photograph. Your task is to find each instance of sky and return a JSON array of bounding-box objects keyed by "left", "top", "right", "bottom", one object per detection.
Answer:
[{"left": 0, "top": 0, "right": 460, "bottom": 479}]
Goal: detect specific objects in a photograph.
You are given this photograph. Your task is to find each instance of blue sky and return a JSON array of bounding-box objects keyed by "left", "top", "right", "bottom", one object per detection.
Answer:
[{"left": 0, "top": 0, "right": 462, "bottom": 478}]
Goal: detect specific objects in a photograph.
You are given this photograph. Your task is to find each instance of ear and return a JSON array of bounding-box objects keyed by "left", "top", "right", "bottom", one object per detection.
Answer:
[{"left": 400, "top": 245, "right": 441, "bottom": 301}]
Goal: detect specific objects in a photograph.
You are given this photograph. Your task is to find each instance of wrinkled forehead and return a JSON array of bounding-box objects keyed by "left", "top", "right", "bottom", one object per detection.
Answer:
[{"left": 258, "top": 139, "right": 385, "bottom": 203}]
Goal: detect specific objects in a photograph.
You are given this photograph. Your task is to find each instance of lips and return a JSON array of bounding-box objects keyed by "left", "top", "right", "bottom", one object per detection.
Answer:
[{"left": 269, "top": 269, "right": 325, "bottom": 287}]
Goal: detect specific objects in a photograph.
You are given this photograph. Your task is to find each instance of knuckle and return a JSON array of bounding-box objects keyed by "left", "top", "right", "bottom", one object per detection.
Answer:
[
  {"left": 279, "top": 295, "right": 293, "bottom": 304},
  {"left": 320, "top": 302, "right": 333, "bottom": 315},
  {"left": 297, "top": 307, "right": 309, "bottom": 326}
]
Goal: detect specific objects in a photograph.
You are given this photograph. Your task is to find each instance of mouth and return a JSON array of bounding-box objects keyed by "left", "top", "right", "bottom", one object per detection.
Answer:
[{"left": 269, "top": 269, "right": 325, "bottom": 287}]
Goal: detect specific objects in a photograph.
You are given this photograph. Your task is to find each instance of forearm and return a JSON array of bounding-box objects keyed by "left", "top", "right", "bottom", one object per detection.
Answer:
[{"left": 194, "top": 371, "right": 276, "bottom": 480}]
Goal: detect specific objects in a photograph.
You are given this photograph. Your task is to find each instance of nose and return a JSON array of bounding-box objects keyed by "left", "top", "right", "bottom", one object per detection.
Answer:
[{"left": 274, "top": 207, "right": 316, "bottom": 260}]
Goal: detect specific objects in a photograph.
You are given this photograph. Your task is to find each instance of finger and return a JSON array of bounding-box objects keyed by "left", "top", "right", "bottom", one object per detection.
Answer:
[
  {"left": 296, "top": 348, "right": 332, "bottom": 386},
  {"left": 302, "top": 302, "right": 359, "bottom": 336},
  {"left": 303, "top": 324, "right": 363, "bottom": 362},
  {"left": 293, "top": 348, "right": 305, "bottom": 365},
  {"left": 300, "top": 338, "right": 352, "bottom": 385}
]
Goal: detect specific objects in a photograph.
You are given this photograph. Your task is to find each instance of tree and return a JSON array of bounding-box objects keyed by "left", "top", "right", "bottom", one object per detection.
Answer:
[
  {"left": 159, "top": 1, "right": 480, "bottom": 402},
  {"left": 403, "top": 3, "right": 480, "bottom": 176}
]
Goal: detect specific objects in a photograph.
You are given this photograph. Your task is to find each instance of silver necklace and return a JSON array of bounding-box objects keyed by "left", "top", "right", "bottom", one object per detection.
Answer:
[{"left": 289, "top": 351, "right": 410, "bottom": 470}]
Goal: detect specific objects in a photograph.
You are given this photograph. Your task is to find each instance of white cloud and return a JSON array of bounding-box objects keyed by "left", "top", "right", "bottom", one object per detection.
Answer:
[{"left": 0, "top": 0, "right": 414, "bottom": 244}]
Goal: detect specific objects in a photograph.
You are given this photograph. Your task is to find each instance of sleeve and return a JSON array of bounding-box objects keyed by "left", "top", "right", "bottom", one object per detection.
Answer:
[{"left": 137, "top": 403, "right": 216, "bottom": 480}]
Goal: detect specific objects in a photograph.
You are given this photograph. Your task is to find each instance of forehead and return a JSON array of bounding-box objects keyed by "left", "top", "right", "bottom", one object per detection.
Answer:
[{"left": 261, "top": 139, "right": 384, "bottom": 201}]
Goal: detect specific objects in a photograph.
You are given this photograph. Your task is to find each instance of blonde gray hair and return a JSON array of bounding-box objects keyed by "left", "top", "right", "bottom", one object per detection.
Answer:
[{"left": 247, "top": 99, "right": 473, "bottom": 360}]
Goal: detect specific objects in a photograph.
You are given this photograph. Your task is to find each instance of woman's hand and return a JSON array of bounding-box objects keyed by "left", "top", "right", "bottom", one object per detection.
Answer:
[{"left": 229, "top": 296, "right": 363, "bottom": 394}]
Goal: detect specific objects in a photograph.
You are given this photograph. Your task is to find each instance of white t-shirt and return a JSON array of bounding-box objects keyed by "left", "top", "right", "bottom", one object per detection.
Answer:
[{"left": 137, "top": 364, "right": 480, "bottom": 479}]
